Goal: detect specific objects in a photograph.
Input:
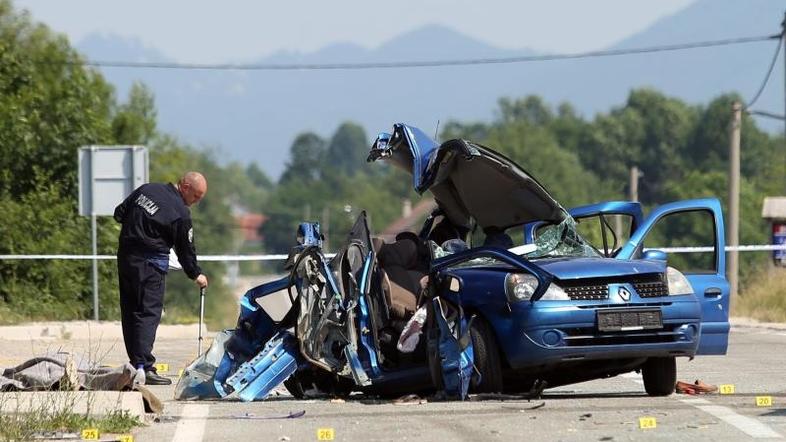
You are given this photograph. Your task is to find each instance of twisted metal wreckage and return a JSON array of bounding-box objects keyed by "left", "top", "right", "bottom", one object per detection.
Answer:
[
  {"left": 175, "top": 123, "right": 729, "bottom": 402},
  {"left": 176, "top": 218, "right": 476, "bottom": 401}
]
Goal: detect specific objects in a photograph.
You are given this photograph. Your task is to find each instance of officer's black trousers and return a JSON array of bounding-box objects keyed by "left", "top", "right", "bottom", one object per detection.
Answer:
[{"left": 118, "top": 253, "right": 165, "bottom": 370}]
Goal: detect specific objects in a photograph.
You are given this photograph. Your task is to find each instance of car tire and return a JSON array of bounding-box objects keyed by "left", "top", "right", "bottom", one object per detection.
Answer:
[
  {"left": 469, "top": 317, "right": 504, "bottom": 393},
  {"left": 642, "top": 357, "right": 676, "bottom": 396}
]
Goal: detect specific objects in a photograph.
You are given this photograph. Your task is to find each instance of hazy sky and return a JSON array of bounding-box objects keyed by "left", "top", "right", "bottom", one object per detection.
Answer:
[{"left": 13, "top": 0, "right": 694, "bottom": 62}]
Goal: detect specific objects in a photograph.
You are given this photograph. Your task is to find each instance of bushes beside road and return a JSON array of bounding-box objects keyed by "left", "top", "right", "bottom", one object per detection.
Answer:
[{"left": 735, "top": 267, "right": 786, "bottom": 323}]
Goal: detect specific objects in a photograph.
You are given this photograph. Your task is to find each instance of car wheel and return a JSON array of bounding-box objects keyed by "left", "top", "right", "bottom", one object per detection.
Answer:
[
  {"left": 641, "top": 357, "right": 676, "bottom": 396},
  {"left": 469, "top": 317, "right": 504, "bottom": 393}
]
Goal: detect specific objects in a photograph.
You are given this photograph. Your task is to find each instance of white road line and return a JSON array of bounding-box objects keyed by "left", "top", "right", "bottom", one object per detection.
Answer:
[
  {"left": 172, "top": 404, "right": 210, "bottom": 442},
  {"left": 620, "top": 373, "right": 781, "bottom": 438},
  {"left": 680, "top": 398, "right": 782, "bottom": 439}
]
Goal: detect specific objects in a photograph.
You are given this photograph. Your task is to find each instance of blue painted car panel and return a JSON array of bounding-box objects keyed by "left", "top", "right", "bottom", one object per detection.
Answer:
[
  {"left": 176, "top": 124, "right": 730, "bottom": 402},
  {"left": 533, "top": 257, "right": 664, "bottom": 280},
  {"left": 617, "top": 198, "right": 729, "bottom": 355},
  {"left": 433, "top": 297, "right": 475, "bottom": 398},
  {"left": 224, "top": 330, "right": 301, "bottom": 402}
]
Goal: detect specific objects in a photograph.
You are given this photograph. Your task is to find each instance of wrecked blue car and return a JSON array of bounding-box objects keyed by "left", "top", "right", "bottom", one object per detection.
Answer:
[{"left": 175, "top": 123, "right": 729, "bottom": 401}]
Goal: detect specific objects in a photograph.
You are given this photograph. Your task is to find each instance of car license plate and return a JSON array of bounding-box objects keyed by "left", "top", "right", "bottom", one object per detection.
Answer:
[{"left": 596, "top": 308, "right": 663, "bottom": 332}]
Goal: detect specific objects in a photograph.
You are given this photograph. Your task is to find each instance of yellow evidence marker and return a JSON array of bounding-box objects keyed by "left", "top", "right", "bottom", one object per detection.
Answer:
[
  {"left": 154, "top": 363, "right": 170, "bottom": 373},
  {"left": 756, "top": 396, "right": 773, "bottom": 407},
  {"left": 638, "top": 417, "right": 657, "bottom": 429},
  {"left": 317, "top": 428, "right": 335, "bottom": 440},
  {"left": 118, "top": 435, "right": 134, "bottom": 442},
  {"left": 719, "top": 384, "right": 735, "bottom": 395},
  {"left": 81, "top": 428, "right": 99, "bottom": 440}
]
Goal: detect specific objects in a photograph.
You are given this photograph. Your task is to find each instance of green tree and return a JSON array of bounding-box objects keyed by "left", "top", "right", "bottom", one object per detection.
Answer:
[
  {"left": 0, "top": 1, "right": 244, "bottom": 326},
  {"left": 111, "top": 82, "right": 157, "bottom": 145},
  {"left": 245, "top": 162, "right": 273, "bottom": 190},
  {"left": 497, "top": 96, "right": 553, "bottom": 126},
  {"left": 279, "top": 132, "right": 326, "bottom": 184},
  {"left": 325, "top": 122, "right": 370, "bottom": 176},
  {"left": 0, "top": 1, "right": 118, "bottom": 321}
]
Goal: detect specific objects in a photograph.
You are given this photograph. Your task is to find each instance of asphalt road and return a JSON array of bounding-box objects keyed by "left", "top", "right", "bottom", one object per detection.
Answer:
[{"left": 3, "top": 322, "right": 785, "bottom": 441}]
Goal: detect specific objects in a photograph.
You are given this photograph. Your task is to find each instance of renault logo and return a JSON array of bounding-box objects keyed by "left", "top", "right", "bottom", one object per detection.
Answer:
[{"left": 618, "top": 287, "right": 632, "bottom": 302}]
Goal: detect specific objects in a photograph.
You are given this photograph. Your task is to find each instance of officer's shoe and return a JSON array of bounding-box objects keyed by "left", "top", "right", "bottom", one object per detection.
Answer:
[{"left": 145, "top": 370, "right": 172, "bottom": 385}]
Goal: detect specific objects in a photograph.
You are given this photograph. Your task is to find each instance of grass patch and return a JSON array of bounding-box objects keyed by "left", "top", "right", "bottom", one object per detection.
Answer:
[
  {"left": 735, "top": 267, "right": 786, "bottom": 322},
  {"left": 0, "top": 407, "right": 140, "bottom": 441}
]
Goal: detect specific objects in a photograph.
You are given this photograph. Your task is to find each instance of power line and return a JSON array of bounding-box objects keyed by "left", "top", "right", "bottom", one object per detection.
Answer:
[
  {"left": 73, "top": 34, "right": 780, "bottom": 71},
  {"left": 747, "top": 109, "right": 786, "bottom": 121},
  {"left": 745, "top": 31, "right": 784, "bottom": 109}
]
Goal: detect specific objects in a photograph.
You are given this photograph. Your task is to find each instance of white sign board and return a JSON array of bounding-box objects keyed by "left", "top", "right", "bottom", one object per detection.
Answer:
[{"left": 78, "top": 146, "right": 148, "bottom": 216}]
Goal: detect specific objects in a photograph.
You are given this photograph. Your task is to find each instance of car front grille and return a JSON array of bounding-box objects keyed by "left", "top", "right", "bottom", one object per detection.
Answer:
[
  {"left": 633, "top": 280, "right": 669, "bottom": 298},
  {"left": 559, "top": 273, "right": 668, "bottom": 301},
  {"left": 564, "top": 284, "right": 609, "bottom": 301},
  {"left": 560, "top": 324, "right": 681, "bottom": 346}
]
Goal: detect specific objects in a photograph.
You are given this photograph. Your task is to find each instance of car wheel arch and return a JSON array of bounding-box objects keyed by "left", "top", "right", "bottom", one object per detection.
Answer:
[{"left": 461, "top": 307, "right": 512, "bottom": 370}]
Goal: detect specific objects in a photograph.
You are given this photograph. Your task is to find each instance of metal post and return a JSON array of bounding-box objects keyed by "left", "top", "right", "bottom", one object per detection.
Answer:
[
  {"left": 90, "top": 146, "right": 99, "bottom": 320},
  {"left": 629, "top": 166, "right": 640, "bottom": 202},
  {"left": 322, "top": 206, "right": 329, "bottom": 252},
  {"left": 728, "top": 102, "right": 742, "bottom": 298},
  {"left": 782, "top": 11, "right": 786, "bottom": 192}
]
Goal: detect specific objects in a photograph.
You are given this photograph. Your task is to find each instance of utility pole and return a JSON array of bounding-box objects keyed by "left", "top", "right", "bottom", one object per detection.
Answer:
[
  {"left": 782, "top": 10, "right": 786, "bottom": 192},
  {"left": 322, "top": 206, "right": 330, "bottom": 252},
  {"left": 629, "top": 166, "right": 641, "bottom": 202},
  {"left": 728, "top": 102, "right": 742, "bottom": 298}
]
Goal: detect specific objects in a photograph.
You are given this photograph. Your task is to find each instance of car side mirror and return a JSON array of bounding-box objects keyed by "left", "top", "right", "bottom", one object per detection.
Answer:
[
  {"left": 442, "top": 274, "right": 463, "bottom": 293},
  {"left": 642, "top": 249, "right": 667, "bottom": 262}
]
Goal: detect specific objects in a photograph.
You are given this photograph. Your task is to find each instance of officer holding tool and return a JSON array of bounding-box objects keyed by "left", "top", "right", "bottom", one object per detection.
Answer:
[{"left": 114, "top": 171, "right": 209, "bottom": 385}]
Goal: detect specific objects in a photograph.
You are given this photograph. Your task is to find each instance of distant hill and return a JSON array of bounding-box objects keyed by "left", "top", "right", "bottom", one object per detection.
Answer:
[{"left": 76, "top": 0, "right": 785, "bottom": 179}]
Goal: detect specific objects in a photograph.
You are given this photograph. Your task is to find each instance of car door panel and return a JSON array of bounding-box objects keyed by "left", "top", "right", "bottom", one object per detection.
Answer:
[{"left": 617, "top": 198, "right": 729, "bottom": 355}]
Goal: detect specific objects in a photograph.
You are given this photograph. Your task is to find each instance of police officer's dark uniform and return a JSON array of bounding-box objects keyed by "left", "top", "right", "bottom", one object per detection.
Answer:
[{"left": 114, "top": 182, "right": 202, "bottom": 384}]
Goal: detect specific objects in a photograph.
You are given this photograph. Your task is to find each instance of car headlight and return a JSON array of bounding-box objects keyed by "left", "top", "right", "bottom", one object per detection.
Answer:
[
  {"left": 666, "top": 266, "right": 694, "bottom": 296},
  {"left": 505, "top": 273, "right": 539, "bottom": 302},
  {"left": 539, "top": 282, "right": 570, "bottom": 301},
  {"left": 505, "top": 274, "right": 569, "bottom": 302}
]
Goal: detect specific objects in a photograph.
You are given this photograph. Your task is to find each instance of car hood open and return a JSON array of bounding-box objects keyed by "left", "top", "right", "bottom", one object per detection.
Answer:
[{"left": 368, "top": 124, "right": 567, "bottom": 231}]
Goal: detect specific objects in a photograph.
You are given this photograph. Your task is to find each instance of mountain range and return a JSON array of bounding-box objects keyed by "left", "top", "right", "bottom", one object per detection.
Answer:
[{"left": 76, "top": 0, "right": 786, "bottom": 179}]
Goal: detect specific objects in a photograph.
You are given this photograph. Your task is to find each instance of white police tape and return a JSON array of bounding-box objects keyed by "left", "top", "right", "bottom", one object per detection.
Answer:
[
  {"left": 0, "top": 245, "right": 784, "bottom": 261},
  {"left": 647, "top": 245, "right": 786, "bottom": 253}
]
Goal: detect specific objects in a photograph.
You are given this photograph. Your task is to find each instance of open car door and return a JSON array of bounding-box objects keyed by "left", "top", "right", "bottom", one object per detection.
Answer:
[{"left": 616, "top": 198, "right": 730, "bottom": 355}]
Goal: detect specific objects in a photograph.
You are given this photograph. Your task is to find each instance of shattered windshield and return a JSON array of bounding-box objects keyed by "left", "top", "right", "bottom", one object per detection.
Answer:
[
  {"left": 436, "top": 217, "right": 599, "bottom": 268},
  {"left": 526, "top": 217, "right": 600, "bottom": 259}
]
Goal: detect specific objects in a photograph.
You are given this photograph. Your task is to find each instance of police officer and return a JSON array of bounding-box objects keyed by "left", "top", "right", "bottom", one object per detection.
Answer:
[{"left": 114, "top": 171, "right": 209, "bottom": 385}]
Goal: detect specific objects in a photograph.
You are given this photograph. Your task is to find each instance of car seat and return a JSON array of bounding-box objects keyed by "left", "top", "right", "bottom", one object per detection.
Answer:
[{"left": 375, "top": 234, "right": 427, "bottom": 321}]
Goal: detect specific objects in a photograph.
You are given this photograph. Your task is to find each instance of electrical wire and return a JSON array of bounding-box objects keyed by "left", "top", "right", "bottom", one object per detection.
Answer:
[
  {"left": 746, "top": 109, "right": 785, "bottom": 121},
  {"left": 69, "top": 34, "right": 780, "bottom": 71},
  {"left": 745, "top": 31, "right": 784, "bottom": 109}
]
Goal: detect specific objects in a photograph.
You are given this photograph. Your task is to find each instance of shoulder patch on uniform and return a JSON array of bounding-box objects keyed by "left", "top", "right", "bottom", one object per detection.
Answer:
[
  {"left": 135, "top": 194, "right": 160, "bottom": 216},
  {"left": 188, "top": 227, "right": 194, "bottom": 243}
]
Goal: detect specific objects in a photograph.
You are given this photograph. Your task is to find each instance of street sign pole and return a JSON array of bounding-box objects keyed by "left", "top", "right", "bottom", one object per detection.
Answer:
[
  {"left": 78, "top": 145, "right": 148, "bottom": 321},
  {"left": 90, "top": 146, "right": 99, "bottom": 320}
]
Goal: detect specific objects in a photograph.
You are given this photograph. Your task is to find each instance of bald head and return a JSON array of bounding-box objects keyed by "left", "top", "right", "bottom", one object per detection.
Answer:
[{"left": 177, "top": 171, "right": 207, "bottom": 206}]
